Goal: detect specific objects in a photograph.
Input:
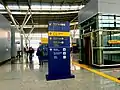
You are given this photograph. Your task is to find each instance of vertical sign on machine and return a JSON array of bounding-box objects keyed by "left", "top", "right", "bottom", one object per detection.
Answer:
[{"left": 46, "top": 21, "right": 75, "bottom": 80}]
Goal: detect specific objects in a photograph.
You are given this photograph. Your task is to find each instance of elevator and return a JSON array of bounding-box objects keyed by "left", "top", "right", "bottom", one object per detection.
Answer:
[{"left": 84, "top": 36, "right": 92, "bottom": 65}]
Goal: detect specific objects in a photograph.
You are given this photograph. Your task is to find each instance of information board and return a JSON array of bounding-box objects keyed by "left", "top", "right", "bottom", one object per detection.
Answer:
[
  {"left": 46, "top": 21, "right": 75, "bottom": 80},
  {"left": 41, "top": 38, "right": 48, "bottom": 44}
]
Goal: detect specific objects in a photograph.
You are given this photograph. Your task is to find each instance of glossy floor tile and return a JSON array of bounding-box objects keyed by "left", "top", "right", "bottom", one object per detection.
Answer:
[
  {"left": 99, "top": 68, "right": 120, "bottom": 78},
  {"left": 0, "top": 56, "right": 120, "bottom": 90}
]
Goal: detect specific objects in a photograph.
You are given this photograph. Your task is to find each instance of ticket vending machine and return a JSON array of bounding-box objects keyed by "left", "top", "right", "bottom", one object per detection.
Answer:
[{"left": 46, "top": 21, "right": 75, "bottom": 80}]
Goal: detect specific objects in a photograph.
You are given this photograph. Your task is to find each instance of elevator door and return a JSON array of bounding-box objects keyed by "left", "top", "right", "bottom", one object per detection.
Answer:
[{"left": 84, "top": 36, "right": 92, "bottom": 65}]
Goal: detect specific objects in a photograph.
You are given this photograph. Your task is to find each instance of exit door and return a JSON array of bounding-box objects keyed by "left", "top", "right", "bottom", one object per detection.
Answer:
[{"left": 84, "top": 36, "right": 92, "bottom": 65}]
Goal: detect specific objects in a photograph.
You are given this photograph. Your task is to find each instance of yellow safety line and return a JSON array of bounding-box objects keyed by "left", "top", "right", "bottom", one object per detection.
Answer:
[{"left": 72, "top": 61, "right": 120, "bottom": 84}]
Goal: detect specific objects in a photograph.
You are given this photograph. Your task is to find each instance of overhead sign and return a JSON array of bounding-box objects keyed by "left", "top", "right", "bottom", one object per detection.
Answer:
[
  {"left": 46, "top": 21, "right": 75, "bottom": 80},
  {"left": 72, "top": 43, "right": 77, "bottom": 46},
  {"left": 48, "top": 31, "right": 70, "bottom": 37},
  {"left": 48, "top": 21, "right": 70, "bottom": 32},
  {"left": 41, "top": 38, "right": 48, "bottom": 44}
]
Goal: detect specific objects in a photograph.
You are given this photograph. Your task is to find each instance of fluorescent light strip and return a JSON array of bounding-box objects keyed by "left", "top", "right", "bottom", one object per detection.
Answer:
[
  {"left": 70, "top": 22, "right": 78, "bottom": 25},
  {"left": 0, "top": 11, "right": 79, "bottom": 14},
  {"left": 11, "top": 25, "right": 48, "bottom": 28},
  {"left": 0, "top": 4, "right": 5, "bottom": 9},
  {"left": 0, "top": 4, "right": 84, "bottom": 11},
  {"left": 8, "top": 5, "right": 19, "bottom": 10}
]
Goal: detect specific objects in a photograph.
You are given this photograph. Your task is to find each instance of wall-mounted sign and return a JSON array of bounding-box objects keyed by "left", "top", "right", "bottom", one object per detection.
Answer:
[{"left": 108, "top": 40, "right": 120, "bottom": 44}]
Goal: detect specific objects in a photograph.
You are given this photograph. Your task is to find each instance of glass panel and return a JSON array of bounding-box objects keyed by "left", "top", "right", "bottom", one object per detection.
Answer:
[
  {"left": 98, "top": 14, "right": 116, "bottom": 29},
  {"left": 98, "top": 16, "right": 102, "bottom": 19},
  {"left": 116, "top": 20, "right": 120, "bottom": 23},
  {"left": 109, "top": 16, "right": 114, "bottom": 19},
  {"left": 109, "top": 24, "right": 114, "bottom": 27},
  {"left": 102, "top": 16, "right": 109, "bottom": 19},
  {"left": 102, "top": 31, "right": 120, "bottom": 65},
  {"left": 116, "top": 24, "right": 120, "bottom": 27},
  {"left": 100, "top": 20, "right": 114, "bottom": 23},
  {"left": 101, "top": 24, "right": 114, "bottom": 27},
  {"left": 116, "top": 17, "right": 120, "bottom": 20}
]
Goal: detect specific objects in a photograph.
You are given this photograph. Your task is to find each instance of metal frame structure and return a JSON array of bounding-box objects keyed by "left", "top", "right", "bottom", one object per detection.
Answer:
[
  {"left": 0, "top": 0, "right": 89, "bottom": 33},
  {"left": 79, "top": 13, "right": 120, "bottom": 67},
  {"left": 0, "top": 0, "right": 90, "bottom": 46}
]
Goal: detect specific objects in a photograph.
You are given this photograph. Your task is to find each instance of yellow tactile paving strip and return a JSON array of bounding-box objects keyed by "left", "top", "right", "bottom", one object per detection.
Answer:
[{"left": 72, "top": 61, "right": 120, "bottom": 84}]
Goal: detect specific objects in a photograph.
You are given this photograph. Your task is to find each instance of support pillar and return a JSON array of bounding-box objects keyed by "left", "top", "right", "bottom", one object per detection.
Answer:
[{"left": 21, "top": 34, "right": 24, "bottom": 57}]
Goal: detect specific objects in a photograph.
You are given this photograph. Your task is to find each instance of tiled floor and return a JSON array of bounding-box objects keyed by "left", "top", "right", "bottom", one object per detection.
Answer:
[
  {"left": 0, "top": 56, "right": 120, "bottom": 90},
  {"left": 99, "top": 68, "right": 120, "bottom": 78}
]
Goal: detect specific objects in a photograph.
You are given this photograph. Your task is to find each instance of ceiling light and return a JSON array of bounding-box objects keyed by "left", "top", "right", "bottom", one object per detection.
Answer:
[
  {"left": 79, "top": 5, "right": 84, "bottom": 9},
  {"left": 70, "top": 22, "right": 78, "bottom": 25},
  {"left": 0, "top": 4, "right": 5, "bottom": 9},
  {"left": 0, "top": 11, "right": 78, "bottom": 14},
  {"left": 19, "top": 6, "right": 29, "bottom": 10},
  {"left": 0, "top": 4, "right": 84, "bottom": 11},
  {"left": 8, "top": 5, "right": 19, "bottom": 10},
  {"left": 61, "top": 5, "right": 70, "bottom": 10}
]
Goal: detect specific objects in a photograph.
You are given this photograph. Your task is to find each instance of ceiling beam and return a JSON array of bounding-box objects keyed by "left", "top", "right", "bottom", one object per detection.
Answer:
[
  {"left": 0, "top": 11, "right": 79, "bottom": 14},
  {"left": 15, "top": 0, "right": 21, "bottom": 9},
  {"left": 24, "top": 28, "right": 48, "bottom": 33},
  {"left": 22, "top": 14, "right": 31, "bottom": 27},
  {"left": 4, "top": 15, "right": 77, "bottom": 19},
  {"left": 70, "top": 15, "right": 78, "bottom": 23},
  {"left": 71, "top": 0, "right": 79, "bottom": 5},
  {"left": 27, "top": 0, "right": 31, "bottom": 9},
  {"left": 40, "top": 0, "right": 42, "bottom": 3},
  {"left": 21, "top": 8, "right": 29, "bottom": 26},
  {"left": 27, "top": 26, "right": 35, "bottom": 38},
  {"left": 61, "top": 0, "right": 65, "bottom": 5},
  {"left": 27, "top": 0, "right": 34, "bottom": 26},
  {"left": 11, "top": 22, "right": 78, "bottom": 29}
]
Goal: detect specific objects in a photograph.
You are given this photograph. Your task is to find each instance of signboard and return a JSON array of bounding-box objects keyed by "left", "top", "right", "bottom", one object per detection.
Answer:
[
  {"left": 48, "top": 31, "right": 70, "bottom": 37},
  {"left": 108, "top": 40, "right": 120, "bottom": 44},
  {"left": 46, "top": 21, "right": 75, "bottom": 80},
  {"left": 48, "top": 21, "right": 70, "bottom": 31},
  {"left": 41, "top": 38, "right": 48, "bottom": 44}
]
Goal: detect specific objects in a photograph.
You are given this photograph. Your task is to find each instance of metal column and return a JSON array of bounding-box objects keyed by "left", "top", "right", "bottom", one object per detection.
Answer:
[
  {"left": 11, "top": 27, "right": 17, "bottom": 58},
  {"left": 21, "top": 34, "right": 24, "bottom": 57},
  {"left": 98, "top": 31, "right": 103, "bottom": 65}
]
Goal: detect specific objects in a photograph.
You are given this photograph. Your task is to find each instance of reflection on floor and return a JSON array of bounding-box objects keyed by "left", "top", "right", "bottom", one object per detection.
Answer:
[{"left": 0, "top": 56, "right": 120, "bottom": 90}]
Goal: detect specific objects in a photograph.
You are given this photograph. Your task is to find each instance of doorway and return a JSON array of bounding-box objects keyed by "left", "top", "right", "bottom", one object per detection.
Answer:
[{"left": 84, "top": 36, "right": 92, "bottom": 65}]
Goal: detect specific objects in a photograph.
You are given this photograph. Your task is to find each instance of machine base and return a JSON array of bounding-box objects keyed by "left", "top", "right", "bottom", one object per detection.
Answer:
[{"left": 46, "top": 74, "right": 75, "bottom": 81}]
